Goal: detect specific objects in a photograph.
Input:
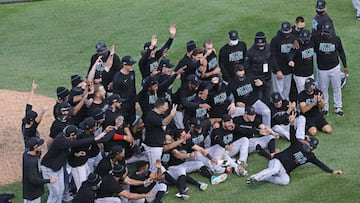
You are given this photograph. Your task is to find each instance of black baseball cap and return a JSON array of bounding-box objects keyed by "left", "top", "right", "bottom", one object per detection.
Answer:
[
  {"left": 245, "top": 106, "right": 256, "bottom": 115},
  {"left": 28, "top": 137, "right": 44, "bottom": 150},
  {"left": 281, "top": 22, "right": 292, "bottom": 32},
  {"left": 112, "top": 164, "right": 126, "bottom": 177},
  {"left": 95, "top": 41, "right": 107, "bottom": 52},
  {"left": 271, "top": 92, "right": 282, "bottom": 103},
  {"left": 143, "top": 41, "right": 157, "bottom": 50},
  {"left": 187, "top": 74, "right": 200, "bottom": 86},
  {"left": 92, "top": 108, "right": 105, "bottom": 121},
  {"left": 222, "top": 114, "right": 232, "bottom": 122},
  {"left": 107, "top": 94, "right": 124, "bottom": 105},
  {"left": 87, "top": 173, "right": 102, "bottom": 186},
  {"left": 108, "top": 145, "right": 124, "bottom": 158},
  {"left": 159, "top": 59, "right": 174, "bottom": 69},
  {"left": 63, "top": 125, "right": 82, "bottom": 137},
  {"left": 79, "top": 117, "right": 97, "bottom": 130},
  {"left": 316, "top": 0, "right": 326, "bottom": 9},
  {"left": 186, "top": 40, "right": 197, "bottom": 52},
  {"left": 121, "top": 55, "right": 136, "bottom": 65},
  {"left": 189, "top": 118, "right": 202, "bottom": 129},
  {"left": 24, "top": 111, "right": 38, "bottom": 123},
  {"left": 228, "top": 30, "right": 239, "bottom": 40}
]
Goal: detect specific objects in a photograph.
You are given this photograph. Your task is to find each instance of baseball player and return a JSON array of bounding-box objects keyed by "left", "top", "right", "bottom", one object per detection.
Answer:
[
  {"left": 129, "top": 161, "right": 167, "bottom": 203},
  {"left": 288, "top": 29, "right": 315, "bottom": 94},
  {"left": 246, "top": 113, "right": 343, "bottom": 185},
  {"left": 23, "top": 137, "right": 56, "bottom": 203},
  {"left": 312, "top": 0, "right": 336, "bottom": 36},
  {"left": 143, "top": 97, "right": 177, "bottom": 174},
  {"left": 88, "top": 41, "right": 121, "bottom": 93},
  {"left": 72, "top": 173, "right": 102, "bottom": 203},
  {"left": 233, "top": 106, "right": 279, "bottom": 159},
  {"left": 198, "top": 40, "right": 221, "bottom": 81},
  {"left": 298, "top": 78, "right": 332, "bottom": 136},
  {"left": 95, "top": 164, "right": 154, "bottom": 203},
  {"left": 22, "top": 81, "right": 47, "bottom": 149},
  {"left": 312, "top": 22, "right": 348, "bottom": 117},
  {"left": 219, "top": 30, "right": 247, "bottom": 83},
  {"left": 211, "top": 114, "right": 250, "bottom": 176},
  {"left": 269, "top": 92, "right": 306, "bottom": 140},
  {"left": 41, "top": 125, "right": 107, "bottom": 203},
  {"left": 227, "top": 65, "right": 271, "bottom": 127},
  {"left": 244, "top": 32, "right": 272, "bottom": 104},
  {"left": 112, "top": 55, "right": 138, "bottom": 125},
  {"left": 270, "top": 22, "right": 297, "bottom": 100}
]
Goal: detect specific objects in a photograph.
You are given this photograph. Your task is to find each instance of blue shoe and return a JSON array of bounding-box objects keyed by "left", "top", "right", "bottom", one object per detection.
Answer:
[{"left": 211, "top": 174, "right": 228, "bottom": 184}]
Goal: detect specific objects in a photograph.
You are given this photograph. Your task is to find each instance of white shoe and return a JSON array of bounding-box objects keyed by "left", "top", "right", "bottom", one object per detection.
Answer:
[
  {"left": 211, "top": 173, "right": 228, "bottom": 184},
  {"left": 175, "top": 193, "right": 190, "bottom": 200},
  {"left": 199, "top": 182, "right": 208, "bottom": 191}
]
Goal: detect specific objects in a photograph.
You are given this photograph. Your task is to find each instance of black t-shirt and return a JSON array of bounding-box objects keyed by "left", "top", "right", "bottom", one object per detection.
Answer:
[
  {"left": 129, "top": 170, "right": 156, "bottom": 194},
  {"left": 72, "top": 181, "right": 97, "bottom": 203},
  {"left": 233, "top": 115, "right": 262, "bottom": 139},
  {"left": 298, "top": 89, "right": 323, "bottom": 118},
  {"left": 49, "top": 119, "right": 71, "bottom": 139},
  {"left": 228, "top": 76, "right": 259, "bottom": 106},
  {"left": 219, "top": 42, "right": 247, "bottom": 82},
  {"left": 270, "top": 31, "right": 297, "bottom": 74},
  {"left": 288, "top": 41, "right": 315, "bottom": 77},
  {"left": 207, "top": 83, "right": 233, "bottom": 118},
  {"left": 96, "top": 174, "right": 125, "bottom": 198},
  {"left": 102, "top": 107, "right": 124, "bottom": 129},
  {"left": 23, "top": 151, "right": 49, "bottom": 200},
  {"left": 162, "top": 146, "right": 186, "bottom": 167},
  {"left": 68, "top": 132, "right": 91, "bottom": 167},
  {"left": 211, "top": 127, "right": 235, "bottom": 148},
  {"left": 144, "top": 110, "right": 166, "bottom": 147},
  {"left": 112, "top": 71, "right": 137, "bottom": 103},
  {"left": 274, "top": 126, "right": 333, "bottom": 174},
  {"left": 269, "top": 100, "right": 290, "bottom": 126}
]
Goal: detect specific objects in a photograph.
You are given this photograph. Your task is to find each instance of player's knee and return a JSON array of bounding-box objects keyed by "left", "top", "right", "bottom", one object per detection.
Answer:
[
  {"left": 308, "top": 127, "right": 317, "bottom": 136},
  {"left": 322, "top": 125, "right": 332, "bottom": 134}
]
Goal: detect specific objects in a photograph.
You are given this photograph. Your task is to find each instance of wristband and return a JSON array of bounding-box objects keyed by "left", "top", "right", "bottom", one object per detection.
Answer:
[
  {"left": 206, "top": 154, "right": 213, "bottom": 160},
  {"left": 114, "top": 133, "right": 126, "bottom": 141}
]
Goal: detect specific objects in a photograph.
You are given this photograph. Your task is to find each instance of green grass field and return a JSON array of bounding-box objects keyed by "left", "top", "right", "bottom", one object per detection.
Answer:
[{"left": 1, "top": 0, "right": 360, "bottom": 202}]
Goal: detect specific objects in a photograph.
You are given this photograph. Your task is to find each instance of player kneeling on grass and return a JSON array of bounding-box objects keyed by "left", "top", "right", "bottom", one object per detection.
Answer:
[{"left": 246, "top": 111, "right": 342, "bottom": 185}]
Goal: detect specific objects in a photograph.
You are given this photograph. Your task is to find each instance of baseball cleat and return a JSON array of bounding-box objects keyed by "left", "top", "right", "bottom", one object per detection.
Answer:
[
  {"left": 199, "top": 182, "right": 208, "bottom": 191},
  {"left": 236, "top": 160, "right": 248, "bottom": 176},
  {"left": 175, "top": 193, "right": 190, "bottom": 200},
  {"left": 211, "top": 174, "right": 228, "bottom": 184},
  {"left": 246, "top": 177, "right": 258, "bottom": 184},
  {"left": 335, "top": 108, "right": 344, "bottom": 117}
]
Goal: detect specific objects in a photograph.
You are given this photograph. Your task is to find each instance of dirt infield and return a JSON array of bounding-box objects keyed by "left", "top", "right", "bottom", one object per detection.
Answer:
[{"left": 0, "top": 90, "right": 55, "bottom": 185}]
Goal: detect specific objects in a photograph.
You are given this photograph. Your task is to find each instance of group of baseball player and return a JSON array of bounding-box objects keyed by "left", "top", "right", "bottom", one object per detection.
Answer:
[{"left": 22, "top": 0, "right": 346, "bottom": 202}]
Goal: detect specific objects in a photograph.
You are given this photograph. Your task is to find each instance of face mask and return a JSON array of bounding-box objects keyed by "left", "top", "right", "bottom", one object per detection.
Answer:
[
  {"left": 230, "top": 39, "right": 239, "bottom": 46},
  {"left": 321, "top": 32, "right": 332, "bottom": 39},
  {"left": 280, "top": 32, "right": 290, "bottom": 38},
  {"left": 237, "top": 75, "right": 245, "bottom": 81},
  {"left": 316, "top": 10, "right": 325, "bottom": 15},
  {"left": 257, "top": 44, "right": 265, "bottom": 50},
  {"left": 100, "top": 51, "right": 109, "bottom": 60}
]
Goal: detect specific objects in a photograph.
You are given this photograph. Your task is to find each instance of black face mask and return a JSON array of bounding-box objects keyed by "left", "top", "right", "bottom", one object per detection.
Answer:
[
  {"left": 316, "top": 10, "right": 325, "bottom": 15},
  {"left": 300, "top": 37, "right": 311, "bottom": 45},
  {"left": 237, "top": 75, "right": 245, "bottom": 82},
  {"left": 280, "top": 32, "right": 290, "bottom": 38},
  {"left": 321, "top": 32, "right": 332, "bottom": 39}
]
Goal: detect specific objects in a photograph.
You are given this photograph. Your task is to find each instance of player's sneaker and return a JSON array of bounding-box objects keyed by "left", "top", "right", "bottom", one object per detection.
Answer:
[
  {"left": 198, "top": 182, "right": 208, "bottom": 191},
  {"left": 246, "top": 177, "right": 258, "bottom": 184},
  {"left": 321, "top": 110, "right": 329, "bottom": 116},
  {"left": 236, "top": 160, "right": 248, "bottom": 176},
  {"left": 335, "top": 108, "right": 344, "bottom": 117},
  {"left": 211, "top": 174, "right": 228, "bottom": 184},
  {"left": 175, "top": 193, "right": 190, "bottom": 200}
]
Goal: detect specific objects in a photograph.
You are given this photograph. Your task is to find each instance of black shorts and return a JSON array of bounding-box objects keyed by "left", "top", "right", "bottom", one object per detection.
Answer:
[{"left": 305, "top": 114, "right": 328, "bottom": 131}]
